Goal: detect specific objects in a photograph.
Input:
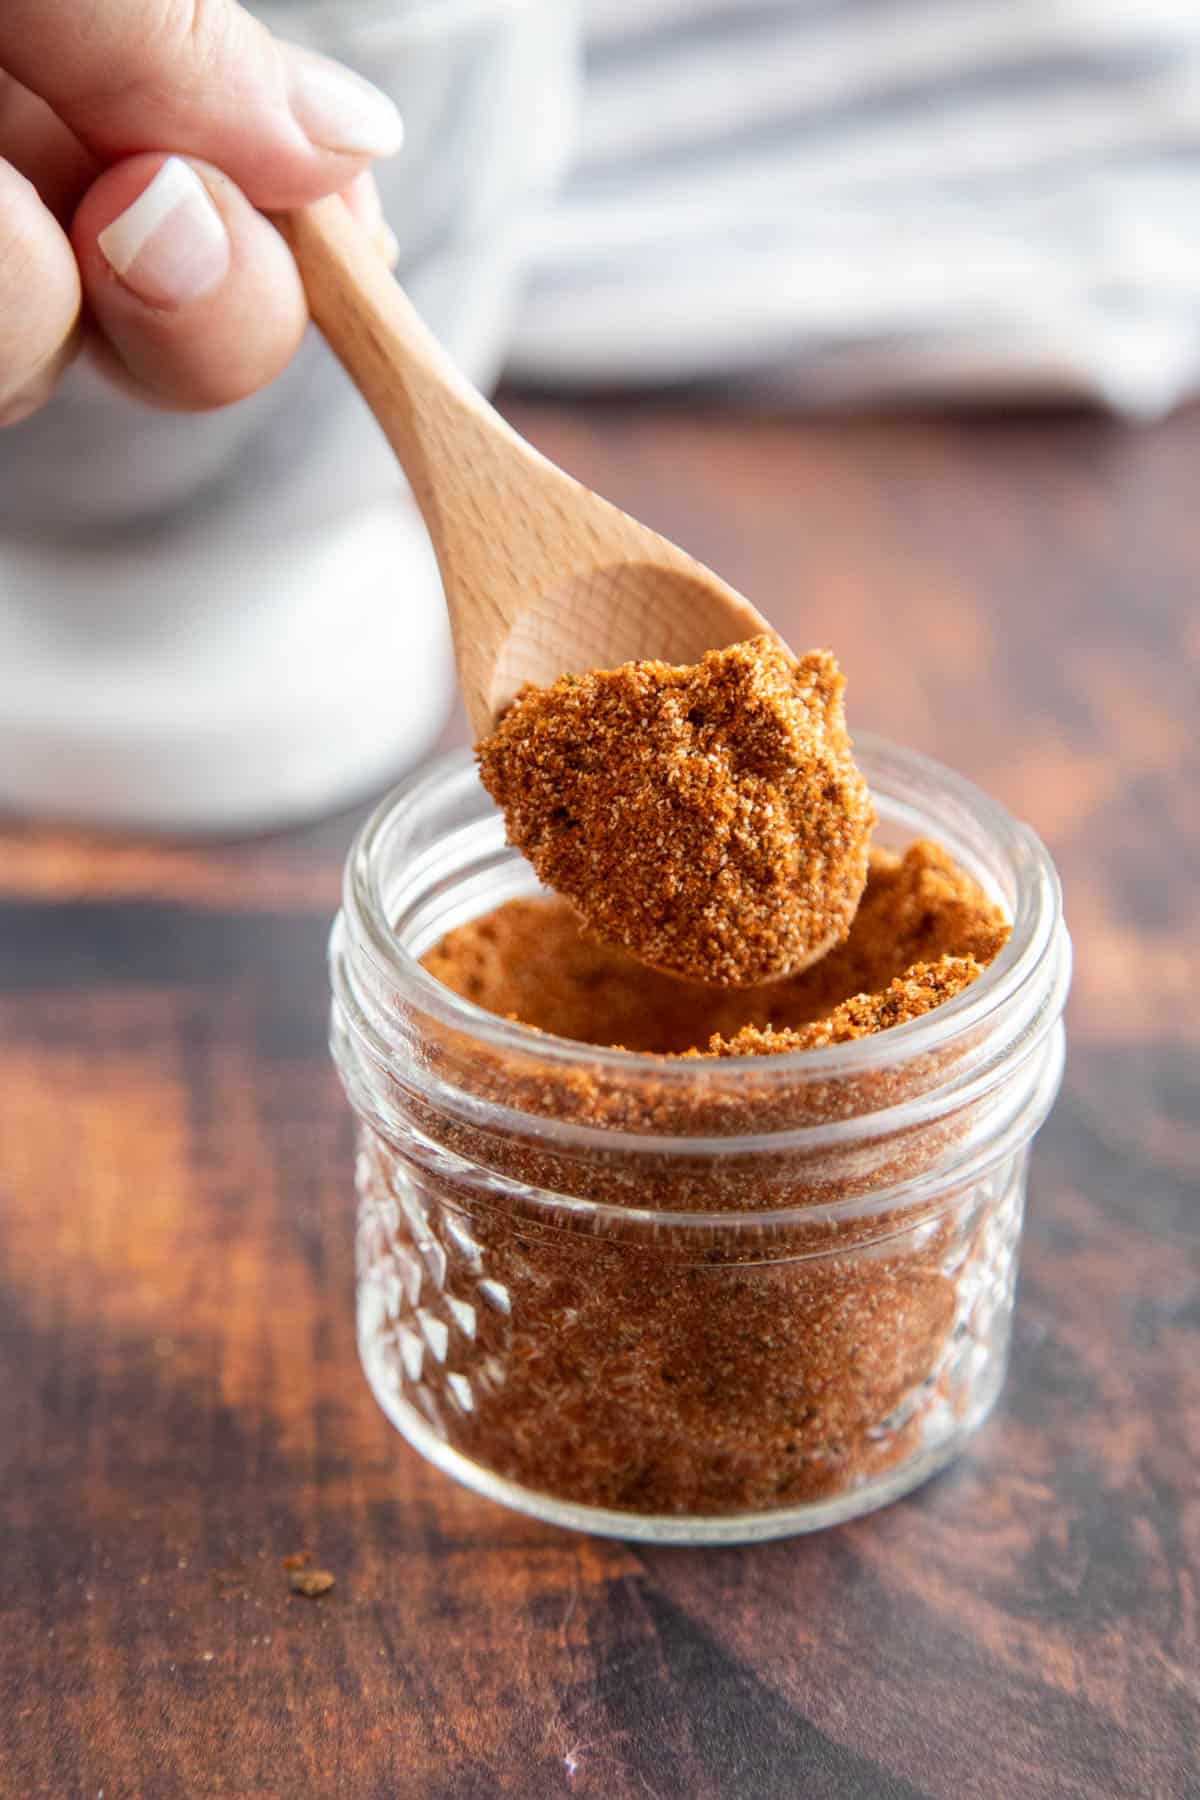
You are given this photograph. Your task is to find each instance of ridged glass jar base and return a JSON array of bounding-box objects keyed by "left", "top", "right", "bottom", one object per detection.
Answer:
[
  {"left": 360, "top": 1328, "right": 1010, "bottom": 1545},
  {"left": 353, "top": 1116, "right": 1039, "bottom": 1540}
]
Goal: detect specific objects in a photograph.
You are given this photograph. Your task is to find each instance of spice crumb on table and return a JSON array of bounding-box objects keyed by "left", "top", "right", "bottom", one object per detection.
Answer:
[{"left": 288, "top": 1569, "right": 335, "bottom": 1598}]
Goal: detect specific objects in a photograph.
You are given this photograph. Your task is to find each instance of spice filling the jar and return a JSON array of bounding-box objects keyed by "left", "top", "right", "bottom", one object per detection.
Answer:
[{"left": 331, "top": 737, "right": 1070, "bottom": 1542}]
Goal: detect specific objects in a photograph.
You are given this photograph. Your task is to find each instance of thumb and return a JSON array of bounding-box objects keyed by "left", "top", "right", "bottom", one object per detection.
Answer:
[{"left": 0, "top": 0, "right": 404, "bottom": 210}]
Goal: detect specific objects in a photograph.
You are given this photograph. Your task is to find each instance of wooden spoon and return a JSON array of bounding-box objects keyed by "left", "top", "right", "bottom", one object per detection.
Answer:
[{"left": 276, "top": 199, "right": 773, "bottom": 739}]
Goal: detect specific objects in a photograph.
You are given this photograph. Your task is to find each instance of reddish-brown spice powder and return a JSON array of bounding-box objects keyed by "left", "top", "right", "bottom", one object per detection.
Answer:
[
  {"left": 422, "top": 839, "right": 1009, "bottom": 1057},
  {"left": 364, "top": 838, "right": 1016, "bottom": 1518},
  {"left": 700, "top": 956, "right": 987, "bottom": 1056},
  {"left": 476, "top": 636, "right": 874, "bottom": 986}
]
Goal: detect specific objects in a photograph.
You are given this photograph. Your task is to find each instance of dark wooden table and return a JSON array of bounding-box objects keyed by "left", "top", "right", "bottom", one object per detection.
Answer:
[{"left": 2, "top": 399, "right": 1197, "bottom": 1800}]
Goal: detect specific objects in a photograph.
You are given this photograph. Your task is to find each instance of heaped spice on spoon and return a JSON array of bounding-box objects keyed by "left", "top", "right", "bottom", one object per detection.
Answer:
[{"left": 476, "top": 635, "right": 874, "bottom": 985}]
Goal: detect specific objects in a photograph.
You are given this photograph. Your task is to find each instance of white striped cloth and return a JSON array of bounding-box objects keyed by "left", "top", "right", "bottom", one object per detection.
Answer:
[{"left": 508, "top": 0, "right": 1200, "bottom": 413}]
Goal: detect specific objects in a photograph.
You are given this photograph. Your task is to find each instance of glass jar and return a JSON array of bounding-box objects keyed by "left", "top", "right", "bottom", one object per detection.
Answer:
[{"left": 330, "top": 738, "right": 1071, "bottom": 1543}]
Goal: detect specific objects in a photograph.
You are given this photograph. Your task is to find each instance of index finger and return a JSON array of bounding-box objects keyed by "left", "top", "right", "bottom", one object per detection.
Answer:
[{"left": 0, "top": 0, "right": 403, "bottom": 209}]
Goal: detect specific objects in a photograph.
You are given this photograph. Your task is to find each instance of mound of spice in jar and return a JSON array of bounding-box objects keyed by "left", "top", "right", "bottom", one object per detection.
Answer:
[{"left": 424, "top": 838, "right": 1009, "bottom": 1056}]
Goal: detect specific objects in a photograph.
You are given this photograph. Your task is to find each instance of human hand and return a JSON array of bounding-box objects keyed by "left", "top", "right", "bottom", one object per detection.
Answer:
[{"left": 0, "top": 0, "right": 403, "bottom": 426}]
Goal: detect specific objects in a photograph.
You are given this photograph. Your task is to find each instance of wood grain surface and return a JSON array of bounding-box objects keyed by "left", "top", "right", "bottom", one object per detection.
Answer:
[{"left": 1, "top": 398, "right": 1197, "bottom": 1800}]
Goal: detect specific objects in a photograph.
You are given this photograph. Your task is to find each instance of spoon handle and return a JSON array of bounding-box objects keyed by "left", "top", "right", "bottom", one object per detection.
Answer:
[
  {"left": 276, "top": 198, "right": 769, "bottom": 738},
  {"left": 276, "top": 198, "right": 524, "bottom": 532}
]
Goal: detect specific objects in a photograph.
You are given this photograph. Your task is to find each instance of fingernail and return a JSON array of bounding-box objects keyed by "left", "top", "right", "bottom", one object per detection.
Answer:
[
  {"left": 97, "top": 158, "right": 229, "bottom": 308},
  {"left": 286, "top": 48, "right": 405, "bottom": 158}
]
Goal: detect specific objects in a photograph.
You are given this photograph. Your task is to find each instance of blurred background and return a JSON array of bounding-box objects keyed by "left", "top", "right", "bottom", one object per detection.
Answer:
[
  {"left": 516, "top": 0, "right": 1200, "bottom": 413},
  {"left": 3, "top": 0, "right": 1200, "bottom": 831},
  {"left": 2, "top": 8, "right": 1197, "bottom": 1786}
]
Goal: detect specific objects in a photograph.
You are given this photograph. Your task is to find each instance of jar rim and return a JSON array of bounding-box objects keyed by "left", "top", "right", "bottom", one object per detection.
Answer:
[{"left": 342, "top": 734, "right": 1065, "bottom": 1087}]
